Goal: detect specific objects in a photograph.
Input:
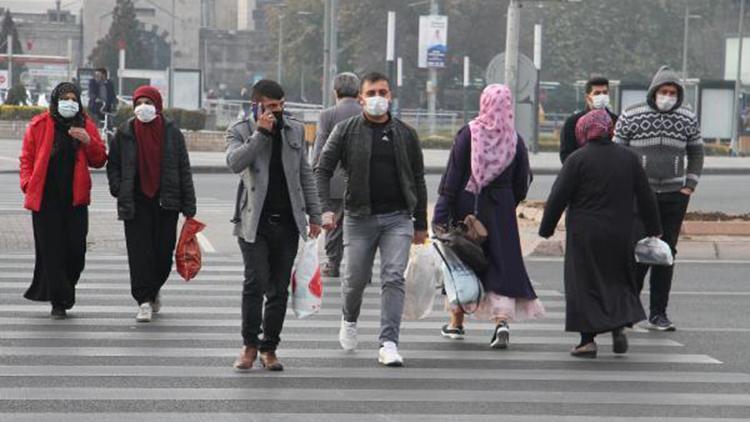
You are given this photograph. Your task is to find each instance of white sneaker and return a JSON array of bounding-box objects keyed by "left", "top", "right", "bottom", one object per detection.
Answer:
[
  {"left": 136, "top": 303, "right": 153, "bottom": 323},
  {"left": 152, "top": 295, "right": 161, "bottom": 314},
  {"left": 339, "top": 319, "right": 358, "bottom": 351},
  {"left": 378, "top": 341, "right": 404, "bottom": 367}
]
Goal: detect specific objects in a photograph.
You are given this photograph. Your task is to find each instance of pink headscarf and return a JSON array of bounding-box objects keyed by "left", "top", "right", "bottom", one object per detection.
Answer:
[
  {"left": 465, "top": 84, "right": 517, "bottom": 194},
  {"left": 575, "top": 109, "right": 613, "bottom": 146}
]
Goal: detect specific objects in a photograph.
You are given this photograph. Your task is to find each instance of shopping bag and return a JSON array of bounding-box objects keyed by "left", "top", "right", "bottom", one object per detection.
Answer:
[
  {"left": 402, "top": 242, "right": 442, "bottom": 321},
  {"left": 175, "top": 217, "right": 206, "bottom": 281},
  {"left": 291, "top": 238, "right": 322, "bottom": 318},
  {"left": 635, "top": 237, "right": 674, "bottom": 266},
  {"left": 435, "top": 227, "right": 488, "bottom": 275},
  {"left": 433, "top": 241, "right": 484, "bottom": 314}
]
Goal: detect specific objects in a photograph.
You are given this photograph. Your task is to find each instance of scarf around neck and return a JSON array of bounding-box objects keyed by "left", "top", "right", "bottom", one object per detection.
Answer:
[{"left": 132, "top": 85, "right": 165, "bottom": 198}]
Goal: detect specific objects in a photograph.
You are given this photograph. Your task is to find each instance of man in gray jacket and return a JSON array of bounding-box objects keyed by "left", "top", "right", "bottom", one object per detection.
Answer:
[
  {"left": 313, "top": 72, "right": 362, "bottom": 278},
  {"left": 225, "top": 79, "right": 322, "bottom": 371},
  {"left": 316, "top": 72, "right": 428, "bottom": 367},
  {"left": 614, "top": 65, "right": 704, "bottom": 332}
]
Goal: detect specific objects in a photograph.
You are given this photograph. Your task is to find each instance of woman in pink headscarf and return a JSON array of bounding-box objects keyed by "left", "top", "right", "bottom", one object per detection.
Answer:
[
  {"left": 539, "top": 109, "right": 662, "bottom": 358},
  {"left": 433, "top": 84, "right": 546, "bottom": 349}
]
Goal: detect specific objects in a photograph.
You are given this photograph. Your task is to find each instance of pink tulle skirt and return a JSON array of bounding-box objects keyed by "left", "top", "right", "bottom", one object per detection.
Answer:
[{"left": 448, "top": 292, "right": 546, "bottom": 322}]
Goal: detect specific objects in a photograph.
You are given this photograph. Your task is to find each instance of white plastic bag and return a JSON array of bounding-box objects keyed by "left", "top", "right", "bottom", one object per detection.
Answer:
[
  {"left": 635, "top": 237, "right": 674, "bottom": 266},
  {"left": 433, "top": 242, "right": 484, "bottom": 314},
  {"left": 402, "top": 243, "right": 442, "bottom": 321},
  {"left": 290, "top": 239, "right": 322, "bottom": 318}
]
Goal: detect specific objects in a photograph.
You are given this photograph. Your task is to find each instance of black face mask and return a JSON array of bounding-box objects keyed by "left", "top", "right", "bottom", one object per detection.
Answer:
[{"left": 272, "top": 111, "right": 284, "bottom": 124}]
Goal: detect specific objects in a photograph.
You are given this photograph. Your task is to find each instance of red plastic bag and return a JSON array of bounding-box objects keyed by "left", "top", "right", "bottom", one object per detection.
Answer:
[{"left": 175, "top": 217, "right": 206, "bottom": 281}]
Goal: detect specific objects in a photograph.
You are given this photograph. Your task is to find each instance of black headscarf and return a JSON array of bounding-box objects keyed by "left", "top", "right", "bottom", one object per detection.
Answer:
[
  {"left": 49, "top": 82, "right": 84, "bottom": 156},
  {"left": 49, "top": 82, "right": 85, "bottom": 128}
]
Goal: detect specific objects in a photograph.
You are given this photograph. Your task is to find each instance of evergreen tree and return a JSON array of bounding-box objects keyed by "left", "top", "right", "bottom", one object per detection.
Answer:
[
  {"left": 0, "top": 10, "right": 27, "bottom": 86},
  {"left": 88, "top": 0, "right": 150, "bottom": 88}
]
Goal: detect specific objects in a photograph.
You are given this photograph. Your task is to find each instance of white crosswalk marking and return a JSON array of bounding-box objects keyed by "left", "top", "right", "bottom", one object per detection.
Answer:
[{"left": 0, "top": 253, "right": 748, "bottom": 420}]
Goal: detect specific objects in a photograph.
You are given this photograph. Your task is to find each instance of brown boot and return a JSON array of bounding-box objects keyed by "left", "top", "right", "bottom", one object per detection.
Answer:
[
  {"left": 233, "top": 346, "right": 258, "bottom": 370},
  {"left": 259, "top": 350, "right": 284, "bottom": 371}
]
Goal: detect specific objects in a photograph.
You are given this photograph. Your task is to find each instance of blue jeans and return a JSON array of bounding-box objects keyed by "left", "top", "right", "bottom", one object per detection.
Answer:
[{"left": 343, "top": 210, "right": 414, "bottom": 345}]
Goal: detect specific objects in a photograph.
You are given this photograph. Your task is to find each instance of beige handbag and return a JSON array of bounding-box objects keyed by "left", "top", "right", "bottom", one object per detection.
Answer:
[{"left": 462, "top": 213, "right": 488, "bottom": 244}]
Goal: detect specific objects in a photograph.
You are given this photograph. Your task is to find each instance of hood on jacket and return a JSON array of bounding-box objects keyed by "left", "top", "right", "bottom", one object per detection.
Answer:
[{"left": 647, "top": 65, "right": 684, "bottom": 112}]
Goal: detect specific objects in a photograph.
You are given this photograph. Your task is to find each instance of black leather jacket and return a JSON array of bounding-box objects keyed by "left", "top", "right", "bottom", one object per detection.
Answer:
[{"left": 315, "top": 114, "right": 427, "bottom": 230}]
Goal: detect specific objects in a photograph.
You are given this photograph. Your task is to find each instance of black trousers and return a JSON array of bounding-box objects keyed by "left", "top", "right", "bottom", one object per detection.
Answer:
[
  {"left": 238, "top": 217, "right": 299, "bottom": 351},
  {"left": 26, "top": 202, "right": 88, "bottom": 309},
  {"left": 635, "top": 192, "right": 690, "bottom": 317},
  {"left": 124, "top": 193, "right": 179, "bottom": 305}
]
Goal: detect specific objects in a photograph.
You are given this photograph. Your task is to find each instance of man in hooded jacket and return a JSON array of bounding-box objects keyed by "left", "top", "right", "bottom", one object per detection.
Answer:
[{"left": 614, "top": 65, "right": 704, "bottom": 331}]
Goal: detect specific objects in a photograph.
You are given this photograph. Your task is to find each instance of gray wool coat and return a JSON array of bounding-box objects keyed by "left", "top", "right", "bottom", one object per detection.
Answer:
[
  {"left": 225, "top": 116, "right": 322, "bottom": 243},
  {"left": 312, "top": 97, "right": 362, "bottom": 199}
]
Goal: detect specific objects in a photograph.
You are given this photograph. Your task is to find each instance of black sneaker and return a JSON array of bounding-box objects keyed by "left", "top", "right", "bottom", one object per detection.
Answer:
[
  {"left": 612, "top": 328, "right": 628, "bottom": 354},
  {"left": 646, "top": 314, "right": 676, "bottom": 332},
  {"left": 490, "top": 321, "right": 510, "bottom": 349},
  {"left": 441, "top": 324, "right": 465, "bottom": 340},
  {"left": 50, "top": 305, "right": 66, "bottom": 320}
]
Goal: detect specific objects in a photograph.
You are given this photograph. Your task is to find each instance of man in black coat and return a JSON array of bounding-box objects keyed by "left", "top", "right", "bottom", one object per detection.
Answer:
[
  {"left": 559, "top": 77, "right": 618, "bottom": 163},
  {"left": 88, "top": 68, "right": 117, "bottom": 125}
]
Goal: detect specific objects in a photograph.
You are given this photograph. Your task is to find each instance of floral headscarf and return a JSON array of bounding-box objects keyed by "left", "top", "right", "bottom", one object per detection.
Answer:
[
  {"left": 575, "top": 109, "right": 613, "bottom": 146},
  {"left": 465, "top": 84, "right": 517, "bottom": 194}
]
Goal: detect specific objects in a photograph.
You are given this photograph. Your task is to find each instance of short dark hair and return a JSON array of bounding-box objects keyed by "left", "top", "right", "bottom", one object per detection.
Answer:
[
  {"left": 585, "top": 77, "right": 609, "bottom": 94},
  {"left": 359, "top": 72, "right": 390, "bottom": 91},
  {"left": 251, "top": 79, "right": 285, "bottom": 101},
  {"left": 95, "top": 68, "right": 108, "bottom": 77}
]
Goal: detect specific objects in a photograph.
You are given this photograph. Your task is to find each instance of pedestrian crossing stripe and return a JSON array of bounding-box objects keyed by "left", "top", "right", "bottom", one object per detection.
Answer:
[{"left": 0, "top": 253, "right": 745, "bottom": 419}]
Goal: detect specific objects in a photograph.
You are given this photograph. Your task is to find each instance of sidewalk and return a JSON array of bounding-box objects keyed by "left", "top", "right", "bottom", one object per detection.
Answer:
[{"left": 4, "top": 138, "right": 750, "bottom": 175}]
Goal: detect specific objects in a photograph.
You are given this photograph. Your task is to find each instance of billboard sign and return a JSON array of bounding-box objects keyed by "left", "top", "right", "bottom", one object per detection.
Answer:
[
  {"left": 418, "top": 15, "right": 448, "bottom": 68},
  {"left": 725, "top": 37, "right": 750, "bottom": 83}
]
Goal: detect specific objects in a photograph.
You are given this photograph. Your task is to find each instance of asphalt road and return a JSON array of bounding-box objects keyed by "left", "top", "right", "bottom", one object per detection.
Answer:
[{"left": 1, "top": 173, "right": 749, "bottom": 420}]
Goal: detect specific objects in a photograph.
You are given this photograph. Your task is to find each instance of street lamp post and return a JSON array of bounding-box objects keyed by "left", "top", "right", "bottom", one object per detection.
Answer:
[
  {"left": 681, "top": 6, "right": 702, "bottom": 85},
  {"left": 169, "top": 0, "right": 175, "bottom": 108},
  {"left": 427, "top": 0, "right": 438, "bottom": 136},
  {"left": 732, "top": 0, "right": 746, "bottom": 156},
  {"left": 277, "top": 12, "right": 284, "bottom": 84}
]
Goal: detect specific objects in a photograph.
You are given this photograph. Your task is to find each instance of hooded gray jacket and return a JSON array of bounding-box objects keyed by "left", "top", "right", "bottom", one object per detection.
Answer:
[{"left": 614, "top": 66, "right": 704, "bottom": 193}]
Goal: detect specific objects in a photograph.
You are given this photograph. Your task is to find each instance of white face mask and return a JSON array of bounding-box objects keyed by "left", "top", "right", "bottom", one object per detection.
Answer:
[
  {"left": 591, "top": 94, "right": 609, "bottom": 110},
  {"left": 363, "top": 96, "right": 389, "bottom": 117},
  {"left": 134, "top": 104, "right": 157, "bottom": 123},
  {"left": 57, "top": 100, "right": 79, "bottom": 118},
  {"left": 656, "top": 94, "right": 678, "bottom": 112}
]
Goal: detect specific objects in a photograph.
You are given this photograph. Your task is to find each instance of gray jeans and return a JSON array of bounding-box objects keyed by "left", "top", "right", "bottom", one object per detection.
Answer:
[
  {"left": 343, "top": 210, "right": 413, "bottom": 345},
  {"left": 324, "top": 199, "right": 344, "bottom": 269}
]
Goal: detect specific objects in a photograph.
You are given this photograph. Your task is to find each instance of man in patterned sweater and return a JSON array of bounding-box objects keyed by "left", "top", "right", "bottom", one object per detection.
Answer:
[{"left": 614, "top": 65, "right": 704, "bottom": 332}]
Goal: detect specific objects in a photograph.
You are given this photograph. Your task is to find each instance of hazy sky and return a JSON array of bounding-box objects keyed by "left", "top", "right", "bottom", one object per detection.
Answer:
[{"left": 2, "top": 0, "right": 82, "bottom": 14}]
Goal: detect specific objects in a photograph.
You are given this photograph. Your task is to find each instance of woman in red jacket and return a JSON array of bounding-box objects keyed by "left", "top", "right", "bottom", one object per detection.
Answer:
[{"left": 19, "top": 82, "right": 107, "bottom": 319}]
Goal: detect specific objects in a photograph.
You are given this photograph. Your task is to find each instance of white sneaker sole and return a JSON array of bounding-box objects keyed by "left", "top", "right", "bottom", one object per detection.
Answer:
[
  {"left": 339, "top": 341, "right": 356, "bottom": 351},
  {"left": 490, "top": 328, "right": 510, "bottom": 349},
  {"left": 441, "top": 331, "right": 465, "bottom": 340},
  {"left": 378, "top": 356, "right": 404, "bottom": 367}
]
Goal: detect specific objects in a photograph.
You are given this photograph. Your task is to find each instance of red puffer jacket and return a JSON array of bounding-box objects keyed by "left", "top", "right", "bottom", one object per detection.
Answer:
[{"left": 19, "top": 112, "right": 107, "bottom": 212}]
